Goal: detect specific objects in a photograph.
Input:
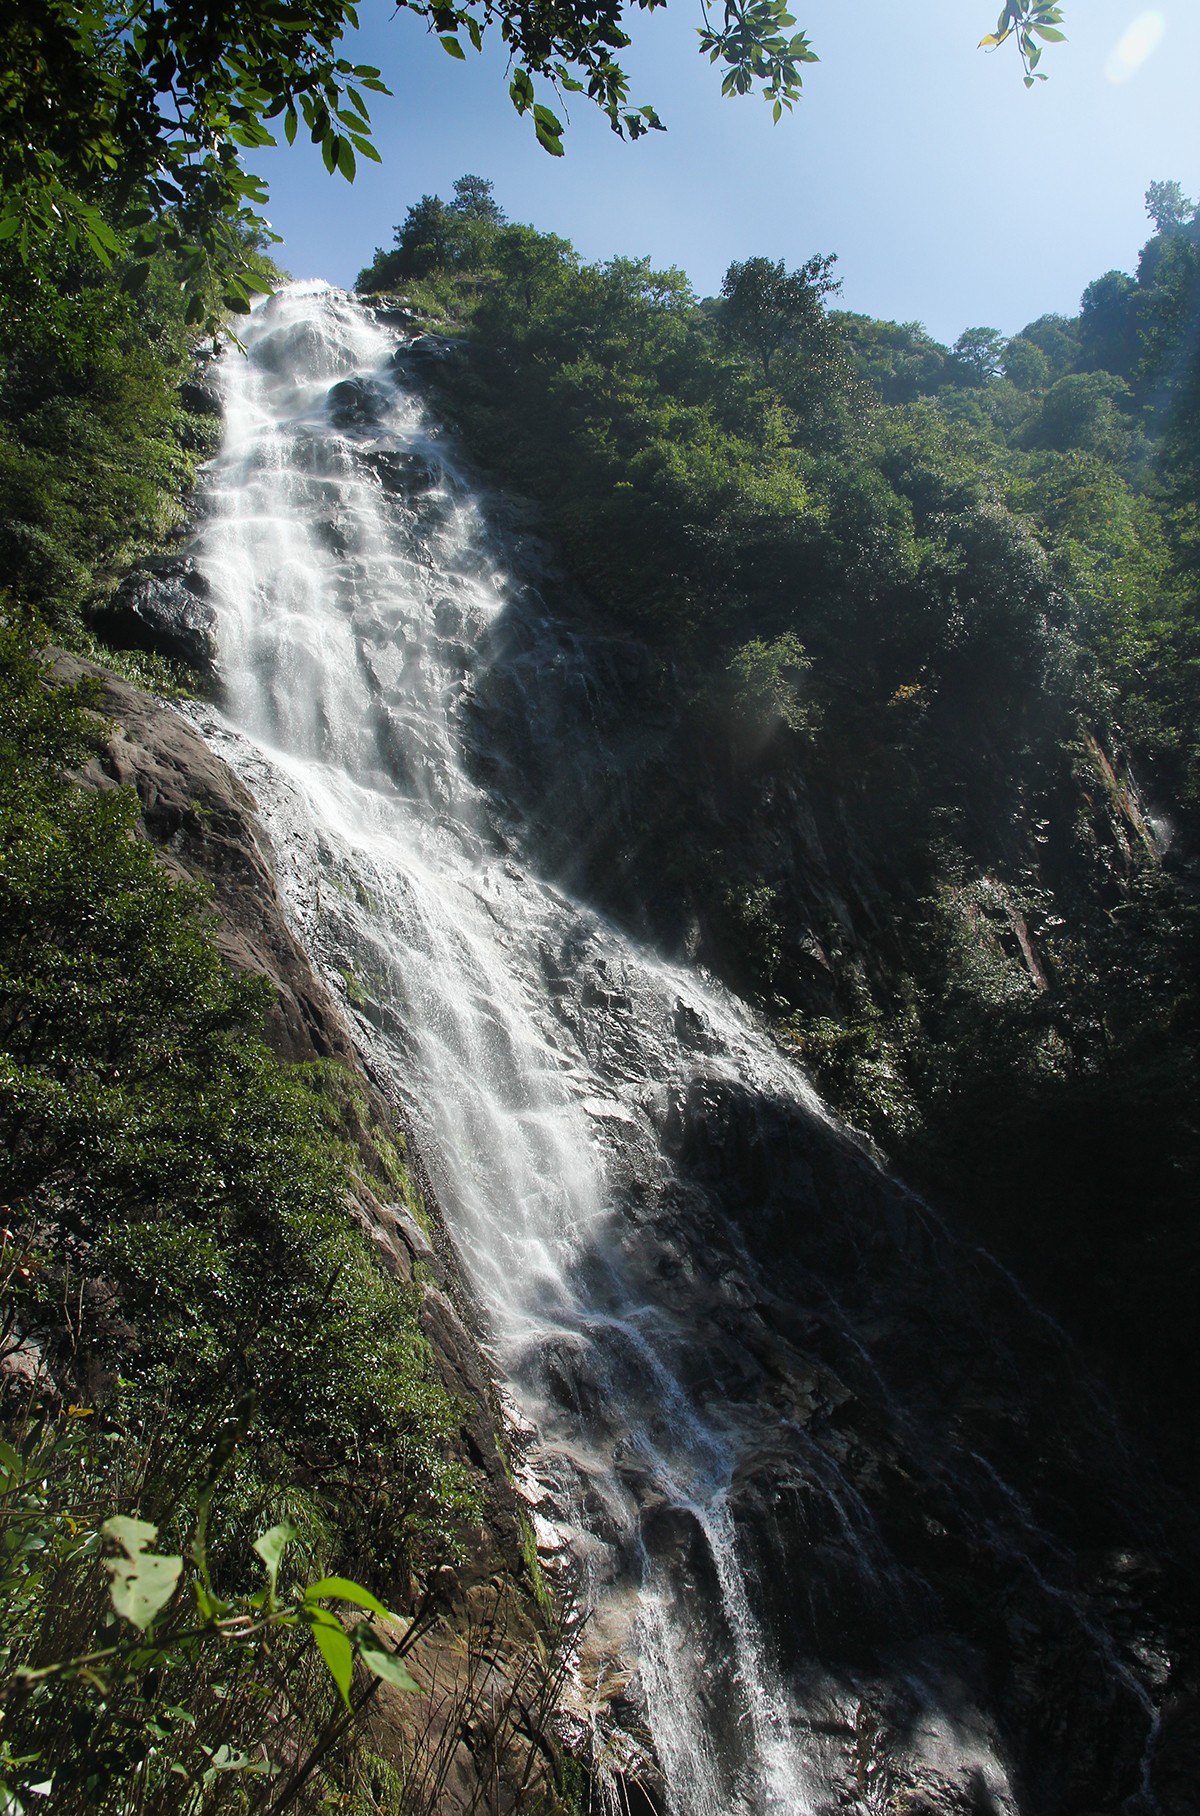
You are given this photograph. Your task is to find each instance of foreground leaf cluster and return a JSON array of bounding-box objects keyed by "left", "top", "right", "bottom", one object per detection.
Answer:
[
  {"left": 1, "top": 1406, "right": 426, "bottom": 1813},
  {"left": 0, "top": 1, "right": 1064, "bottom": 315}
]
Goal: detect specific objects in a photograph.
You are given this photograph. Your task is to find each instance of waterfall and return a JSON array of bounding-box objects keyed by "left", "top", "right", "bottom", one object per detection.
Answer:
[{"left": 183, "top": 284, "right": 1166, "bottom": 1814}]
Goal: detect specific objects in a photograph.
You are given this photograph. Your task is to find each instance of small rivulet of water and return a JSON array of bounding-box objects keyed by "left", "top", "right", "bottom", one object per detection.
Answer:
[{"left": 183, "top": 284, "right": 1172, "bottom": 1815}]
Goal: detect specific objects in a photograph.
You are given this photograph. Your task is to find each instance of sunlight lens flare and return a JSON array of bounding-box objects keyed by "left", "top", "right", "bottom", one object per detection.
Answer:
[{"left": 1105, "top": 9, "right": 1166, "bottom": 83}]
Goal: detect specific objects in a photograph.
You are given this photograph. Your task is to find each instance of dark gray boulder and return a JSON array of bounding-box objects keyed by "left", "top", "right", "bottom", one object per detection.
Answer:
[
  {"left": 326, "top": 375, "right": 392, "bottom": 428},
  {"left": 367, "top": 447, "right": 436, "bottom": 495},
  {"left": 368, "top": 295, "right": 426, "bottom": 328},
  {"left": 179, "top": 375, "right": 222, "bottom": 417},
  {"left": 389, "top": 333, "right": 467, "bottom": 374},
  {"left": 100, "top": 555, "right": 219, "bottom": 678}
]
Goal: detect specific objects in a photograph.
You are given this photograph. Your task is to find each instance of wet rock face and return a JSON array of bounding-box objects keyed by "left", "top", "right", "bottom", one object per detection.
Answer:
[
  {"left": 327, "top": 375, "right": 393, "bottom": 427},
  {"left": 456, "top": 576, "right": 1198, "bottom": 1808},
  {"left": 1150, "top": 1682, "right": 1200, "bottom": 1815},
  {"left": 99, "top": 555, "right": 220, "bottom": 679},
  {"left": 625, "top": 1071, "right": 1181, "bottom": 1813},
  {"left": 367, "top": 296, "right": 427, "bottom": 329},
  {"left": 389, "top": 333, "right": 468, "bottom": 375},
  {"left": 488, "top": 920, "right": 1183, "bottom": 1809},
  {"left": 366, "top": 447, "right": 438, "bottom": 499},
  {"left": 179, "top": 374, "right": 223, "bottom": 417}
]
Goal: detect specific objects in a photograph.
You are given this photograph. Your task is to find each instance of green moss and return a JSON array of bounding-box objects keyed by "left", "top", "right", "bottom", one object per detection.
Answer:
[
  {"left": 341, "top": 962, "right": 369, "bottom": 1008},
  {"left": 518, "top": 1511, "right": 552, "bottom": 1615}
]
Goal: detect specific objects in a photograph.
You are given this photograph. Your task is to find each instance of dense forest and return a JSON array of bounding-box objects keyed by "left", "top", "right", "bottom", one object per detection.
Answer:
[
  {"left": 2, "top": 142, "right": 1198, "bottom": 1807},
  {"left": 357, "top": 173, "right": 1200, "bottom": 1470}
]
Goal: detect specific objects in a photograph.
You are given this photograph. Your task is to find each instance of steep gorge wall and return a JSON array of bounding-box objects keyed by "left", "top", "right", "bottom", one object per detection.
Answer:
[{"left": 456, "top": 474, "right": 1197, "bottom": 1486}]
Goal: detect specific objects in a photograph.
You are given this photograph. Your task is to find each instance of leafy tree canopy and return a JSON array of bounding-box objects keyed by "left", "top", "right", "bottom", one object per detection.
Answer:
[
  {"left": 0, "top": 0, "right": 385, "bottom": 315},
  {"left": 2, "top": 1, "right": 1067, "bottom": 309},
  {"left": 452, "top": 173, "right": 508, "bottom": 225},
  {"left": 953, "top": 326, "right": 1006, "bottom": 383},
  {"left": 720, "top": 253, "right": 841, "bottom": 381},
  {"left": 365, "top": 174, "right": 509, "bottom": 284},
  {"left": 1145, "top": 179, "right": 1198, "bottom": 239},
  {"left": 1001, "top": 336, "right": 1051, "bottom": 391}
]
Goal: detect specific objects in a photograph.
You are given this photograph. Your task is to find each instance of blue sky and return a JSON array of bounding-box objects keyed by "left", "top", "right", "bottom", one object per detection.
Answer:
[{"left": 254, "top": 0, "right": 1200, "bottom": 345}]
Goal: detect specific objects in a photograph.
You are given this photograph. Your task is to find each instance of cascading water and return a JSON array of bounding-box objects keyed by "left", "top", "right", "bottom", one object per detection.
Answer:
[{"left": 182, "top": 284, "right": 1171, "bottom": 1814}]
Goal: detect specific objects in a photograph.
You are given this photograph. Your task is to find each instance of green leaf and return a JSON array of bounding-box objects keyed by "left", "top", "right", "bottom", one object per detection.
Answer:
[
  {"left": 439, "top": 34, "right": 466, "bottom": 59},
  {"left": 101, "top": 1517, "right": 182, "bottom": 1632},
  {"left": 308, "top": 1609, "right": 354, "bottom": 1705},
  {"left": 336, "top": 137, "right": 356, "bottom": 180},
  {"left": 203, "top": 1743, "right": 271, "bottom": 1774},
  {"left": 304, "top": 1574, "right": 393, "bottom": 1619},
  {"left": 284, "top": 108, "right": 298, "bottom": 145},
  {"left": 533, "top": 103, "right": 564, "bottom": 156},
  {"left": 194, "top": 1580, "right": 229, "bottom": 1620},
  {"left": 253, "top": 1520, "right": 297, "bottom": 1597},
  {"left": 355, "top": 1622, "right": 421, "bottom": 1691}
]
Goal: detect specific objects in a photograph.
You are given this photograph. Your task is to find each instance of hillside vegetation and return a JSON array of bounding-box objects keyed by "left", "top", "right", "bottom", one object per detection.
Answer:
[{"left": 359, "top": 177, "right": 1200, "bottom": 1472}]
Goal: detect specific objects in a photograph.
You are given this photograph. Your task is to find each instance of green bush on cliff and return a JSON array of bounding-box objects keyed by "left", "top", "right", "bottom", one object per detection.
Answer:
[
  {"left": 0, "top": 219, "right": 275, "bottom": 653},
  {"left": 373, "top": 177, "right": 1199, "bottom": 834},
  {"left": 0, "top": 621, "right": 473, "bottom": 1568}
]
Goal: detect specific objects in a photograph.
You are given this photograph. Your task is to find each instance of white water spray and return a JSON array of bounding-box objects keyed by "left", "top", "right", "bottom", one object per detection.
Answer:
[{"left": 190, "top": 282, "right": 826, "bottom": 1811}]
